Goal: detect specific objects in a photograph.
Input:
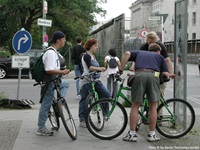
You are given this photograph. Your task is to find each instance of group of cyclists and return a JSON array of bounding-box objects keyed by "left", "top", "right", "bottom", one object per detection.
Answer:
[{"left": 37, "top": 30, "right": 175, "bottom": 142}]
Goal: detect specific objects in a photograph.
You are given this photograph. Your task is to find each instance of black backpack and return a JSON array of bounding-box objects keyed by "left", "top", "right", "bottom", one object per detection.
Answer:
[{"left": 108, "top": 56, "right": 117, "bottom": 68}]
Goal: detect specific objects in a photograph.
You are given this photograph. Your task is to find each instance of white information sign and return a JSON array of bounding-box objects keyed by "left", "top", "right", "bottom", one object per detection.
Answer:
[
  {"left": 12, "top": 55, "right": 30, "bottom": 68},
  {"left": 37, "top": 18, "right": 52, "bottom": 27}
]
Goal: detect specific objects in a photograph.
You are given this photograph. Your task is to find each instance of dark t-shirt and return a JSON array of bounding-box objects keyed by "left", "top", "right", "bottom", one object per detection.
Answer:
[
  {"left": 129, "top": 51, "right": 168, "bottom": 72},
  {"left": 140, "top": 42, "right": 168, "bottom": 59},
  {"left": 71, "top": 45, "right": 85, "bottom": 65}
]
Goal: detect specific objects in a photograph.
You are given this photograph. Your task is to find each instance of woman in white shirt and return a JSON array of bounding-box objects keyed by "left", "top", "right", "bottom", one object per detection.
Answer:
[{"left": 104, "top": 48, "right": 121, "bottom": 98}]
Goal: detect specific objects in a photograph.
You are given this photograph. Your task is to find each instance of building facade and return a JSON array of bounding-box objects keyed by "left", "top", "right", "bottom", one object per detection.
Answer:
[{"left": 129, "top": 0, "right": 200, "bottom": 43}]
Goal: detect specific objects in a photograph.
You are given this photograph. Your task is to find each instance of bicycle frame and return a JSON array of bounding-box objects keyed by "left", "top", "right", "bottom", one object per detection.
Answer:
[
  {"left": 105, "top": 74, "right": 176, "bottom": 125},
  {"left": 90, "top": 77, "right": 99, "bottom": 101}
]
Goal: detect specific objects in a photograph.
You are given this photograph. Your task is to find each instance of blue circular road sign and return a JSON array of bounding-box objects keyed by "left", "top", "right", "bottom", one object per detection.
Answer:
[{"left": 12, "top": 29, "right": 32, "bottom": 54}]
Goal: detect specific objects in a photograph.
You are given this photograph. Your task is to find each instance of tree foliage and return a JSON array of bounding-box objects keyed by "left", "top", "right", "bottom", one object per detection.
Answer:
[{"left": 0, "top": 0, "right": 107, "bottom": 53}]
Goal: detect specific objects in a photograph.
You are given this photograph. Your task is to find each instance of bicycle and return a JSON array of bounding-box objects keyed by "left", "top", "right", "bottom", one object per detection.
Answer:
[
  {"left": 34, "top": 75, "right": 77, "bottom": 140},
  {"left": 74, "top": 71, "right": 101, "bottom": 110},
  {"left": 85, "top": 73, "right": 195, "bottom": 140}
]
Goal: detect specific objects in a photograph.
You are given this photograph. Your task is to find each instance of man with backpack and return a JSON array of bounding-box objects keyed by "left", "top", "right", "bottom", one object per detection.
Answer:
[
  {"left": 71, "top": 37, "right": 85, "bottom": 100},
  {"left": 104, "top": 48, "right": 121, "bottom": 98},
  {"left": 36, "top": 31, "right": 71, "bottom": 136}
]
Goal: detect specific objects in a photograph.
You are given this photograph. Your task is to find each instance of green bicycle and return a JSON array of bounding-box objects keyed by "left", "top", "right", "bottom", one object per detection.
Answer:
[{"left": 85, "top": 73, "right": 195, "bottom": 140}]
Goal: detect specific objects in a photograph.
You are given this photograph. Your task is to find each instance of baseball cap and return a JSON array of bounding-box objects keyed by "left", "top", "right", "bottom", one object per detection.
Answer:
[{"left": 50, "top": 31, "right": 65, "bottom": 43}]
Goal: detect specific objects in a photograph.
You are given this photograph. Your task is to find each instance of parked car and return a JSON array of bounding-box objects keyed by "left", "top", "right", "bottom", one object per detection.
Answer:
[{"left": 0, "top": 49, "right": 43, "bottom": 79}]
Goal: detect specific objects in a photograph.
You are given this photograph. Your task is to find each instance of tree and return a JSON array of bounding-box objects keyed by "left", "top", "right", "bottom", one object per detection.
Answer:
[{"left": 0, "top": 0, "right": 107, "bottom": 53}]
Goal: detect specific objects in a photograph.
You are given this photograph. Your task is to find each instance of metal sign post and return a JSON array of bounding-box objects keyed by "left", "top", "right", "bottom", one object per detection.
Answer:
[
  {"left": 12, "top": 28, "right": 32, "bottom": 99},
  {"left": 174, "top": 0, "right": 188, "bottom": 100}
]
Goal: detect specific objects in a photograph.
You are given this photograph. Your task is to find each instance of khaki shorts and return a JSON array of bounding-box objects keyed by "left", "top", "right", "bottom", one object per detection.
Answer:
[{"left": 131, "top": 72, "right": 160, "bottom": 103}]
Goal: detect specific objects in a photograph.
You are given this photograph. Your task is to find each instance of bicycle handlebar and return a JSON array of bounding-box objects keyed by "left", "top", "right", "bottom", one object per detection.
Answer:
[{"left": 74, "top": 71, "right": 101, "bottom": 80}]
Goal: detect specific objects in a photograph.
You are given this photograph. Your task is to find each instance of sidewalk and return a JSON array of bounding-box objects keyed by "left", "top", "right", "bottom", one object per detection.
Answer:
[
  {"left": 0, "top": 104, "right": 153, "bottom": 150},
  {"left": 1, "top": 104, "right": 199, "bottom": 150}
]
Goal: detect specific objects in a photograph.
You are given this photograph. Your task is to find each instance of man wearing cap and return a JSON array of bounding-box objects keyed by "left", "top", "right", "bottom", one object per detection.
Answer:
[{"left": 37, "top": 31, "right": 71, "bottom": 136}]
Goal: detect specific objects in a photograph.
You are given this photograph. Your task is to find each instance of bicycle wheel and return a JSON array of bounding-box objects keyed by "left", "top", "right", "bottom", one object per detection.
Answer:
[
  {"left": 48, "top": 102, "right": 60, "bottom": 130},
  {"left": 86, "top": 99, "right": 128, "bottom": 140},
  {"left": 156, "top": 98, "right": 195, "bottom": 138},
  {"left": 86, "top": 93, "right": 97, "bottom": 110},
  {"left": 58, "top": 98, "right": 77, "bottom": 140}
]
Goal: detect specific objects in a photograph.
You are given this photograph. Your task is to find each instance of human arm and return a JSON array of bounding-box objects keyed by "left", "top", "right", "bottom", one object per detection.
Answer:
[
  {"left": 129, "top": 62, "right": 135, "bottom": 71},
  {"left": 104, "top": 56, "right": 108, "bottom": 68},
  {"left": 117, "top": 58, "right": 121, "bottom": 69},
  {"left": 165, "top": 57, "right": 175, "bottom": 79},
  {"left": 119, "top": 51, "right": 131, "bottom": 74},
  {"left": 84, "top": 53, "right": 106, "bottom": 72},
  {"left": 46, "top": 69, "right": 71, "bottom": 75}
]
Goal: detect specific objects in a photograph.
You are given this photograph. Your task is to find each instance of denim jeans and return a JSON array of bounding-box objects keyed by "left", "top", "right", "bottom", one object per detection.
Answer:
[
  {"left": 74, "top": 64, "right": 82, "bottom": 95},
  {"left": 38, "top": 80, "right": 69, "bottom": 130},
  {"left": 79, "top": 81, "right": 110, "bottom": 122},
  {"left": 107, "top": 74, "right": 118, "bottom": 98}
]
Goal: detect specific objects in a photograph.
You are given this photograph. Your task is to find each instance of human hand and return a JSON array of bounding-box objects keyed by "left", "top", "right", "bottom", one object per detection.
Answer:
[
  {"left": 129, "top": 66, "right": 135, "bottom": 72},
  {"left": 62, "top": 69, "right": 71, "bottom": 75},
  {"left": 169, "top": 73, "right": 176, "bottom": 79},
  {"left": 100, "top": 67, "right": 106, "bottom": 72}
]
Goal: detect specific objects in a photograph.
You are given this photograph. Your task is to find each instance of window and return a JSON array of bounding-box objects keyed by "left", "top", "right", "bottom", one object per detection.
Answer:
[
  {"left": 192, "top": 12, "right": 196, "bottom": 26},
  {"left": 192, "top": 33, "right": 196, "bottom": 40}
]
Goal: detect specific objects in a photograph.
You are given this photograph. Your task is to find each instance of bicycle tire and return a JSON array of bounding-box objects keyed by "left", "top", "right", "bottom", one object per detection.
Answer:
[
  {"left": 86, "top": 93, "right": 97, "bottom": 111},
  {"left": 48, "top": 102, "right": 60, "bottom": 130},
  {"left": 156, "top": 98, "right": 195, "bottom": 138},
  {"left": 86, "top": 93, "right": 103, "bottom": 130},
  {"left": 58, "top": 98, "right": 77, "bottom": 140},
  {"left": 86, "top": 99, "right": 128, "bottom": 140}
]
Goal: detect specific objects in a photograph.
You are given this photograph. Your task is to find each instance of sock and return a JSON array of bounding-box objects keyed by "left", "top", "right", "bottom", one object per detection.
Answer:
[
  {"left": 129, "top": 130, "right": 136, "bottom": 135},
  {"left": 149, "top": 131, "right": 155, "bottom": 136}
]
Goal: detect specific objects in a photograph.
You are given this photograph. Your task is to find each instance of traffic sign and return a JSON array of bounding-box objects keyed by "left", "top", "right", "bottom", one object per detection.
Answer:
[
  {"left": 12, "top": 55, "right": 30, "bottom": 68},
  {"left": 43, "top": 34, "right": 48, "bottom": 42},
  {"left": 37, "top": 18, "right": 52, "bottom": 27},
  {"left": 12, "top": 28, "right": 32, "bottom": 54},
  {"left": 140, "top": 29, "right": 148, "bottom": 38}
]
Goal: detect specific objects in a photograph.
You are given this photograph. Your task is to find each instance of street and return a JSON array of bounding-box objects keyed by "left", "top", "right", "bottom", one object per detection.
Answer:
[{"left": 0, "top": 64, "right": 200, "bottom": 109}]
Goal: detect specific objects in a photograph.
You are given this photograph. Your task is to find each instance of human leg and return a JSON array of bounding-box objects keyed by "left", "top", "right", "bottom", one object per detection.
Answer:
[
  {"left": 74, "top": 64, "right": 82, "bottom": 97},
  {"left": 78, "top": 83, "right": 91, "bottom": 124},
  {"left": 123, "top": 102, "right": 140, "bottom": 142},
  {"left": 158, "top": 82, "right": 167, "bottom": 115},
  {"left": 113, "top": 74, "right": 118, "bottom": 98},
  {"left": 59, "top": 80, "right": 70, "bottom": 98},
  {"left": 37, "top": 82, "right": 54, "bottom": 135},
  {"left": 107, "top": 75, "right": 112, "bottom": 96},
  {"left": 95, "top": 81, "right": 110, "bottom": 114}
]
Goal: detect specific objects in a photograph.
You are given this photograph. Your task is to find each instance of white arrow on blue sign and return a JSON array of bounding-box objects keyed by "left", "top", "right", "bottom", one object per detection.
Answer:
[{"left": 12, "top": 28, "right": 32, "bottom": 54}]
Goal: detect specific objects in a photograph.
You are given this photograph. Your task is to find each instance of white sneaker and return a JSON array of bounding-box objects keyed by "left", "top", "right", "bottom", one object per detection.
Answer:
[
  {"left": 79, "top": 122, "right": 86, "bottom": 128},
  {"left": 147, "top": 134, "right": 160, "bottom": 142},
  {"left": 122, "top": 132, "right": 137, "bottom": 142}
]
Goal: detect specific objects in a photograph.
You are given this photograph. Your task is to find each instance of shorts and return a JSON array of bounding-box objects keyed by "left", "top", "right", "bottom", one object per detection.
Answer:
[{"left": 131, "top": 71, "right": 160, "bottom": 103}]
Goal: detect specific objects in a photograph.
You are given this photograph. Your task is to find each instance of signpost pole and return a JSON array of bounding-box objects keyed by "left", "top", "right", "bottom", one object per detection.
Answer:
[{"left": 43, "top": 0, "right": 47, "bottom": 51}]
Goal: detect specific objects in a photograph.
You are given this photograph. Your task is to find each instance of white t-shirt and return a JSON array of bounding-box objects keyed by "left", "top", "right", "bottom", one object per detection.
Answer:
[
  {"left": 105, "top": 55, "right": 119, "bottom": 78},
  {"left": 43, "top": 47, "right": 60, "bottom": 71}
]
